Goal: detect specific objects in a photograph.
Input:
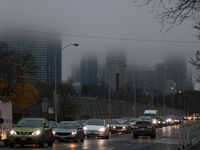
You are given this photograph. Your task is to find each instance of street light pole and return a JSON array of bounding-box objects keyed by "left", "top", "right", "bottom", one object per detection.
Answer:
[
  {"left": 187, "top": 99, "right": 194, "bottom": 116},
  {"left": 54, "top": 43, "right": 79, "bottom": 122},
  {"left": 179, "top": 94, "right": 185, "bottom": 117}
]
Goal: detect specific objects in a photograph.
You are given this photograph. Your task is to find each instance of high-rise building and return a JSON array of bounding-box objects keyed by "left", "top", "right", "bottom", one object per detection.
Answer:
[
  {"left": 71, "top": 63, "right": 81, "bottom": 94},
  {"left": 106, "top": 50, "right": 127, "bottom": 99},
  {"left": 155, "top": 63, "right": 165, "bottom": 92},
  {"left": 138, "top": 67, "right": 156, "bottom": 93},
  {"left": 164, "top": 54, "right": 187, "bottom": 93},
  {"left": 0, "top": 29, "right": 62, "bottom": 84},
  {"left": 80, "top": 52, "right": 97, "bottom": 87}
]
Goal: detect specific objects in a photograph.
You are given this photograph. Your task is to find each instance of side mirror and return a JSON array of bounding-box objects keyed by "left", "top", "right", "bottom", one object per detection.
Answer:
[
  {"left": 0, "top": 118, "right": 4, "bottom": 123},
  {"left": 44, "top": 124, "right": 49, "bottom": 128}
]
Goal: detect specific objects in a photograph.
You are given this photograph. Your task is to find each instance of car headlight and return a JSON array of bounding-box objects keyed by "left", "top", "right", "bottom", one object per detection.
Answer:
[
  {"left": 10, "top": 130, "right": 17, "bottom": 135},
  {"left": 112, "top": 126, "right": 116, "bottom": 129},
  {"left": 71, "top": 131, "right": 77, "bottom": 135},
  {"left": 152, "top": 120, "right": 157, "bottom": 124},
  {"left": 52, "top": 131, "right": 56, "bottom": 135},
  {"left": 122, "top": 126, "right": 126, "bottom": 129},
  {"left": 32, "top": 130, "right": 41, "bottom": 135},
  {"left": 99, "top": 128, "right": 105, "bottom": 132},
  {"left": 83, "top": 126, "right": 87, "bottom": 130}
]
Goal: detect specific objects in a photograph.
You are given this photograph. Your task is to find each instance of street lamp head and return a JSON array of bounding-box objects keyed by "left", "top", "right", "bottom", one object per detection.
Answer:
[{"left": 73, "top": 43, "right": 79, "bottom": 47}]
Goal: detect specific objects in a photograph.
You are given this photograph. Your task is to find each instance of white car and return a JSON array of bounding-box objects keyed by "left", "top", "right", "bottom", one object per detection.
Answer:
[{"left": 83, "top": 119, "right": 109, "bottom": 139}]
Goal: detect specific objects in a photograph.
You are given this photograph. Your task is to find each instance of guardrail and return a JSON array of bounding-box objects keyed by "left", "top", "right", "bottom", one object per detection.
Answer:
[{"left": 177, "top": 128, "right": 192, "bottom": 149}]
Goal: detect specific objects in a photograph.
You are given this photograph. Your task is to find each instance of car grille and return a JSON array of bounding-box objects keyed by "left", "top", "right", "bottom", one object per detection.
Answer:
[
  {"left": 116, "top": 127, "right": 122, "bottom": 129},
  {"left": 16, "top": 132, "right": 33, "bottom": 136},
  {"left": 56, "top": 132, "right": 71, "bottom": 136},
  {"left": 14, "top": 137, "right": 34, "bottom": 143}
]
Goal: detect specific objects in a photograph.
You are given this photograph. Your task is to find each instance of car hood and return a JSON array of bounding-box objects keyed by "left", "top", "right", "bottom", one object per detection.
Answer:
[
  {"left": 112, "top": 124, "right": 129, "bottom": 127},
  {"left": 12, "top": 127, "right": 42, "bottom": 132},
  {"left": 85, "top": 125, "right": 105, "bottom": 130},
  {"left": 53, "top": 128, "right": 76, "bottom": 133}
]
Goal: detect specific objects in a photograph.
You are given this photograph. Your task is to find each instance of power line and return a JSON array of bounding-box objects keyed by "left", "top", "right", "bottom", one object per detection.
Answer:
[{"left": 1, "top": 27, "right": 200, "bottom": 44}]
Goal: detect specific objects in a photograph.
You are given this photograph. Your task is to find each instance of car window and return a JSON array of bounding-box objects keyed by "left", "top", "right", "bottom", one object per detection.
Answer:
[
  {"left": 17, "top": 120, "right": 43, "bottom": 127},
  {"left": 112, "top": 120, "right": 127, "bottom": 124},
  {"left": 87, "top": 120, "right": 104, "bottom": 126},
  {"left": 57, "top": 123, "right": 77, "bottom": 129},
  {"left": 136, "top": 122, "right": 151, "bottom": 125}
]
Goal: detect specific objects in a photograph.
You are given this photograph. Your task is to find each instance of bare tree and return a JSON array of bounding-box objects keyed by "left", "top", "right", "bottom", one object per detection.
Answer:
[{"left": 133, "top": 0, "right": 200, "bottom": 32}]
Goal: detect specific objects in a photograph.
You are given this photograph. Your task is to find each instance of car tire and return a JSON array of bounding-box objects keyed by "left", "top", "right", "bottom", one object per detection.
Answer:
[
  {"left": 81, "top": 138, "right": 84, "bottom": 142},
  {"left": 9, "top": 143, "right": 15, "bottom": 148},
  {"left": 39, "top": 136, "right": 45, "bottom": 148},
  {"left": 3, "top": 140, "right": 8, "bottom": 146},
  {"left": 47, "top": 135, "right": 53, "bottom": 147},
  {"left": 20, "top": 144, "right": 24, "bottom": 147},
  {"left": 151, "top": 133, "right": 156, "bottom": 139},
  {"left": 106, "top": 132, "right": 109, "bottom": 139},
  {"left": 87, "top": 136, "right": 90, "bottom": 138},
  {"left": 133, "top": 134, "right": 138, "bottom": 138}
]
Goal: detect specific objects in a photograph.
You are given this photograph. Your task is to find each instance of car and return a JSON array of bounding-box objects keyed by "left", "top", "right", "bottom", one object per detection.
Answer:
[
  {"left": 53, "top": 121, "right": 84, "bottom": 142},
  {"left": 48, "top": 121, "right": 58, "bottom": 128},
  {"left": 8, "top": 118, "right": 53, "bottom": 148},
  {"left": 111, "top": 119, "right": 131, "bottom": 134},
  {"left": 132, "top": 120, "right": 156, "bottom": 139},
  {"left": 76, "top": 119, "right": 88, "bottom": 127},
  {"left": 129, "top": 118, "right": 142, "bottom": 129},
  {"left": 139, "top": 116, "right": 152, "bottom": 122},
  {"left": 83, "top": 119, "right": 109, "bottom": 139}
]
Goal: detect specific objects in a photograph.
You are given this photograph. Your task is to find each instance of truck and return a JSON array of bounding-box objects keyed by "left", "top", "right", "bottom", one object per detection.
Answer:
[
  {"left": 143, "top": 110, "right": 159, "bottom": 127},
  {"left": 0, "top": 100, "right": 13, "bottom": 146}
]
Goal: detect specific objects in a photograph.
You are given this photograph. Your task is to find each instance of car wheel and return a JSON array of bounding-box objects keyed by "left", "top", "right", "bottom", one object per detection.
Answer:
[
  {"left": 151, "top": 133, "right": 156, "bottom": 139},
  {"left": 20, "top": 144, "right": 24, "bottom": 147},
  {"left": 9, "top": 143, "right": 15, "bottom": 148},
  {"left": 106, "top": 132, "right": 109, "bottom": 139},
  {"left": 39, "top": 136, "right": 45, "bottom": 148},
  {"left": 3, "top": 140, "right": 8, "bottom": 146},
  {"left": 47, "top": 135, "right": 53, "bottom": 147},
  {"left": 87, "top": 136, "right": 90, "bottom": 138},
  {"left": 133, "top": 134, "right": 138, "bottom": 138}
]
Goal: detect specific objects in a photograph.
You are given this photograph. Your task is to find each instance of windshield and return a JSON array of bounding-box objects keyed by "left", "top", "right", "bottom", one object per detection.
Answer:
[
  {"left": 130, "top": 119, "right": 138, "bottom": 123},
  {"left": 139, "top": 117, "right": 151, "bottom": 121},
  {"left": 87, "top": 120, "right": 104, "bottom": 126},
  {"left": 17, "top": 120, "right": 43, "bottom": 127},
  {"left": 144, "top": 114, "right": 156, "bottom": 119},
  {"left": 112, "top": 120, "right": 128, "bottom": 124},
  {"left": 57, "top": 123, "right": 77, "bottom": 129}
]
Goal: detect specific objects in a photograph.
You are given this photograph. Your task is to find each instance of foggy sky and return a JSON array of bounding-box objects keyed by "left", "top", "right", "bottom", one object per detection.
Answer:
[{"left": 0, "top": 0, "right": 200, "bottom": 88}]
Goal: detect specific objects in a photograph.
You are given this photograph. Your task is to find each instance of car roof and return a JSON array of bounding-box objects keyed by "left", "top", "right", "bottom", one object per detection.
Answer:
[
  {"left": 20, "top": 118, "right": 45, "bottom": 121},
  {"left": 59, "top": 121, "right": 77, "bottom": 123}
]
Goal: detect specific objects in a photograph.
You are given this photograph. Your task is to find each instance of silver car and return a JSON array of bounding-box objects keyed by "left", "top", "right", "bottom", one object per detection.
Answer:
[
  {"left": 53, "top": 121, "right": 84, "bottom": 142},
  {"left": 83, "top": 119, "right": 109, "bottom": 139}
]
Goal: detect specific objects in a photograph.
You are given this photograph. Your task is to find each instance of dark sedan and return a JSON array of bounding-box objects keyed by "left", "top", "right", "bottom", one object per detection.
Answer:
[
  {"left": 53, "top": 121, "right": 84, "bottom": 142},
  {"left": 132, "top": 121, "right": 156, "bottom": 139},
  {"left": 111, "top": 119, "right": 131, "bottom": 134}
]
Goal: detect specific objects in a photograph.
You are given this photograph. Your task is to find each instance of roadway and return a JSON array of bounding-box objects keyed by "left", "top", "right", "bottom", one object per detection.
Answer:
[{"left": 0, "top": 120, "right": 199, "bottom": 150}]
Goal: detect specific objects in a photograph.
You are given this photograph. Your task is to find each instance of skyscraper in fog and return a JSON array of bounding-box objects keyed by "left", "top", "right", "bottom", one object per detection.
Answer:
[
  {"left": 0, "top": 29, "right": 62, "bottom": 84},
  {"left": 80, "top": 52, "right": 97, "bottom": 86},
  {"left": 164, "top": 53, "right": 187, "bottom": 93},
  {"left": 106, "top": 50, "right": 127, "bottom": 99}
]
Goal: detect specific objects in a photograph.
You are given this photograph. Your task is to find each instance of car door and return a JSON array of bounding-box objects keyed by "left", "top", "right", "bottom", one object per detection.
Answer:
[{"left": 43, "top": 119, "right": 52, "bottom": 141}]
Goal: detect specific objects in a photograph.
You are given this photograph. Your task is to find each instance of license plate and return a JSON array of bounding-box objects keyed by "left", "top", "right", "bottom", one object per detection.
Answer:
[
  {"left": 140, "top": 128, "right": 145, "bottom": 130},
  {"left": 60, "top": 137, "right": 65, "bottom": 139},
  {"left": 21, "top": 137, "right": 26, "bottom": 140}
]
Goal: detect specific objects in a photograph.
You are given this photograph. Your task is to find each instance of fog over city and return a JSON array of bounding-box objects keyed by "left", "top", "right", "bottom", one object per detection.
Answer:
[{"left": 0, "top": 0, "right": 200, "bottom": 88}]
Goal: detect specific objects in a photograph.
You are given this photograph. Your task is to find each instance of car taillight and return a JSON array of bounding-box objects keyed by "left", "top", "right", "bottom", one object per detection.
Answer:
[
  {"left": 147, "top": 126, "right": 153, "bottom": 128},
  {"left": 133, "top": 126, "right": 138, "bottom": 128}
]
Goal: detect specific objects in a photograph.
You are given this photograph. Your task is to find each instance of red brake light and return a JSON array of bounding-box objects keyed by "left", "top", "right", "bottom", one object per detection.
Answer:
[
  {"left": 147, "top": 126, "right": 153, "bottom": 128},
  {"left": 133, "top": 126, "right": 138, "bottom": 128}
]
